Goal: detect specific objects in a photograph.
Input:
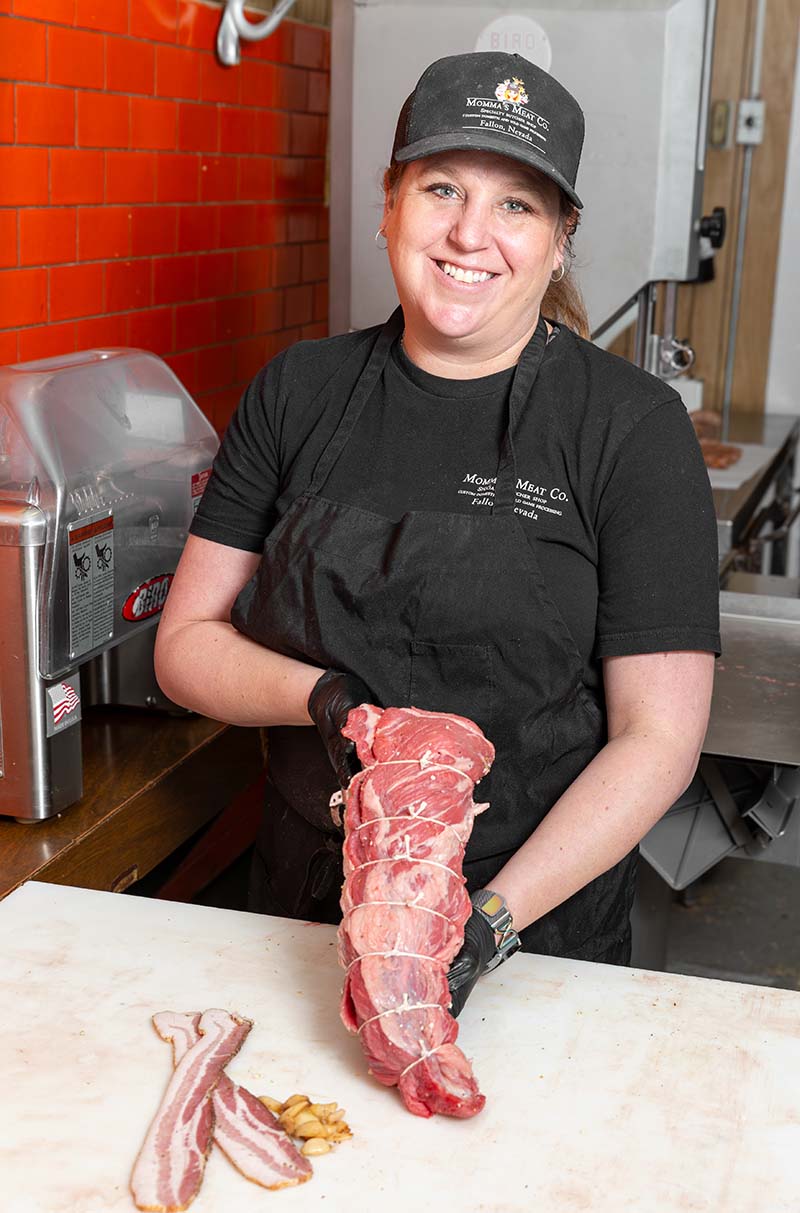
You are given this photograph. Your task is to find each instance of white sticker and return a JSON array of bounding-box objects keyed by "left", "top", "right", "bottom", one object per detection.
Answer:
[
  {"left": 46, "top": 676, "right": 82, "bottom": 738},
  {"left": 191, "top": 468, "right": 212, "bottom": 515},
  {"left": 474, "top": 16, "right": 552, "bottom": 71},
  {"left": 68, "top": 511, "right": 115, "bottom": 660}
]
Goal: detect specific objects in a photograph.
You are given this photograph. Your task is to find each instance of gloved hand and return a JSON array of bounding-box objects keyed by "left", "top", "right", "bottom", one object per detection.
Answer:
[
  {"left": 447, "top": 906, "right": 499, "bottom": 1018},
  {"left": 307, "top": 668, "right": 374, "bottom": 791}
]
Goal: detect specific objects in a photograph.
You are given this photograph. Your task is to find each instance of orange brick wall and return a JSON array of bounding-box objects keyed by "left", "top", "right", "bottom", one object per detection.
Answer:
[{"left": 0, "top": 0, "right": 329, "bottom": 433}]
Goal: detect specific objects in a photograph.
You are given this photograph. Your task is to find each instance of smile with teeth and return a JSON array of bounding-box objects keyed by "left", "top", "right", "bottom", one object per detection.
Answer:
[{"left": 437, "top": 261, "right": 497, "bottom": 284}]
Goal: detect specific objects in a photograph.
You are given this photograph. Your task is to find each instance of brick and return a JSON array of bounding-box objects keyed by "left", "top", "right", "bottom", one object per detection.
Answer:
[
  {"left": 316, "top": 206, "right": 329, "bottom": 241},
  {"left": 199, "top": 155, "right": 238, "bottom": 203},
  {"left": 131, "top": 205, "right": 177, "bottom": 256},
  {"left": 312, "top": 279, "right": 327, "bottom": 323},
  {"left": 233, "top": 334, "right": 267, "bottom": 382},
  {"left": 0, "top": 148, "right": 48, "bottom": 206},
  {"left": 241, "top": 61, "right": 276, "bottom": 109},
  {"left": 156, "top": 152, "right": 201, "bottom": 202},
  {"left": 271, "top": 244, "right": 300, "bottom": 287},
  {"left": 290, "top": 112, "right": 325, "bottom": 158},
  {"left": 306, "top": 70, "right": 328, "bottom": 115},
  {"left": 105, "top": 36, "right": 155, "bottom": 95},
  {"left": 78, "top": 205, "right": 130, "bottom": 260},
  {"left": 130, "top": 96, "right": 177, "bottom": 151},
  {"left": 153, "top": 252, "right": 196, "bottom": 305},
  {"left": 105, "top": 258, "right": 151, "bottom": 312},
  {"left": 265, "top": 327, "right": 299, "bottom": 359},
  {"left": 130, "top": 0, "right": 179, "bottom": 43},
  {"left": 14, "top": 0, "right": 73, "bottom": 22},
  {"left": 275, "top": 65, "right": 306, "bottom": 112},
  {"left": 17, "top": 84, "right": 75, "bottom": 146},
  {"left": 292, "top": 24, "right": 326, "bottom": 71},
  {"left": 301, "top": 240, "right": 328, "bottom": 283},
  {"left": 254, "top": 202, "right": 286, "bottom": 244},
  {"left": 196, "top": 341, "right": 234, "bottom": 391},
  {"left": 164, "top": 348, "right": 197, "bottom": 395},
  {"left": 218, "top": 202, "right": 259, "bottom": 247},
  {"left": 237, "top": 157, "right": 273, "bottom": 202},
  {"left": 128, "top": 305, "right": 173, "bottom": 354},
  {"left": 198, "top": 384, "right": 240, "bottom": 433},
  {"left": 0, "top": 328, "right": 18, "bottom": 365},
  {"left": 283, "top": 282, "right": 312, "bottom": 328},
  {"left": 0, "top": 209, "right": 16, "bottom": 268},
  {"left": 105, "top": 151, "right": 156, "bottom": 203},
  {"left": 75, "top": 0, "right": 127, "bottom": 34},
  {"left": 286, "top": 204, "right": 317, "bottom": 243},
  {"left": 214, "top": 293, "right": 251, "bottom": 341},
  {"left": 200, "top": 54, "right": 238, "bottom": 106},
  {"left": 300, "top": 320, "right": 326, "bottom": 340},
  {"left": 155, "top": 44, "right": 201, "bottom": 100},
  {"left": 220, "top": 106, "right": 256, "bottom": 155},
  {"left": 51, "top": 148, "right": 105, "bottom": 205},
  {"left": 18, "top": 321, "right": 76, "bottom": 362},
  {"left": 77, "top": 90, "right": 129, "bottom": 148},
  {"left": 177, "top": 203, "right": 218, "bottom": 253},
  {"left": 20, "top": 207, "right": 77, "bottom": 266},
  {"left": 0, "top": 16, "right": 46, "bottom": 81},
  {"left": 0, "top": 82, "right": 12, "bottom": 143},
  {"left": 174, "top": 298, "right": 215, "bottom": 349},
  {"left": 76, "top": 311, "right": 129, "bottom": 348},
  {"left": 0, "top": 265, "right": 46, "bottom": 325},
  {"left": 178, "top": 102, "right": 218, "bottom": 153},
  {"left": 253, "top": 110, "right": 289, "bottom": 156},
  {"left": 50, "top": 261, "right": 104, "bottom": 321},
  {"left": 196, "top": 249, "right": 233, "bottom": 299},
  {"left": 176, "top": 1, "right": 218, "bottom": 51},
  {"left": 261, "top": 19, "right": 292, "bottom": 65},
  {"left": 253, "top": 288, "right": 282, "bottom": 333},
  {"left": 235, "top": 248, "right": 271, "bottom": 294},
  {"left": 48, "top": 27, "right": 104, "bottom": 90}
]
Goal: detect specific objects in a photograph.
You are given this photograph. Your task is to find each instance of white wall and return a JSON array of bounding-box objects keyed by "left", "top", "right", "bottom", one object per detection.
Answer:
[{"left": 765, "top": 40, "right": 800, "bottom": 415}]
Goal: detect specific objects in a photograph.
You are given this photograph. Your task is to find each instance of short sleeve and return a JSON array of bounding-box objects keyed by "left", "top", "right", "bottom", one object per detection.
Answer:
[
  {"left": 594, "top": 398, "right": 721, "bottom": 657},
  {"left": 189, "top": 356, "right": 284, "bottom": 553}
]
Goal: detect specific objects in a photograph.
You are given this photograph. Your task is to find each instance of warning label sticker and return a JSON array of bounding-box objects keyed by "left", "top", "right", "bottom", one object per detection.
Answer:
[
  {"left": 191, "top": 468, "right": 212, "bottom": 514},
  {"left": 68, "top": 512, "right": 115, "bottom": 660}
]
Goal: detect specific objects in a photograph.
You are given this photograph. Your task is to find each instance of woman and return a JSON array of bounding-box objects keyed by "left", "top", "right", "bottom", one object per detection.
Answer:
[{"left": 155, "top": 52, "right": 719, "bottom": 1015}]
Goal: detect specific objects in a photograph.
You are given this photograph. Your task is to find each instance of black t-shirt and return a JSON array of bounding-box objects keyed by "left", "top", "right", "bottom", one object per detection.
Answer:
[{"left": 191, "top": 321, "right": 721, "bottom": 690}]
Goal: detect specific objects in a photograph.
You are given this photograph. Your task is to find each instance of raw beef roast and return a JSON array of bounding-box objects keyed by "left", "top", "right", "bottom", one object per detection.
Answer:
[{"left": 337, "top": 705, "right": 495, "bottom": 1119}]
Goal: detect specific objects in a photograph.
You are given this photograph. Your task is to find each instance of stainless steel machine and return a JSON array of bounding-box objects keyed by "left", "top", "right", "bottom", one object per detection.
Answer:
[{"left": 0, "top": 349, "right": 218, "bottom": 822}]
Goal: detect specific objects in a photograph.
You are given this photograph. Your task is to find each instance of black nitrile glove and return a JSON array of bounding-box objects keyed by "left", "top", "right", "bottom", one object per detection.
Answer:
[
  {"left": 447, "top": 906, "right": 499, "bottom": 1018},
  {"left": 307, "top": 668, "right": 374, "bottom": 791}
]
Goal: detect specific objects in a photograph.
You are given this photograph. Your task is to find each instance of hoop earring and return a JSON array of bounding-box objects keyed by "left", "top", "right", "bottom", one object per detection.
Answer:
[
  {"left": 374, "top": 229, "right": 388, "bottom": 250},
  {"left": 551, "top": 263, "right": 566, "bottom": 283}
]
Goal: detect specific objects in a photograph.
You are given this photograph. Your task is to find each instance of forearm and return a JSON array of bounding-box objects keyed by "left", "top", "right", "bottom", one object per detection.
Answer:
[
  {"left": 487, "top": 730, "right": 698, "bottom": 933},
  {"left": 154, "top": 619, "right": 321, "bottom": 727}
]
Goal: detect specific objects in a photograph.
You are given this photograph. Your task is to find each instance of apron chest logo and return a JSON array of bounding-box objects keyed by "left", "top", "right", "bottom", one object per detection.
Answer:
[{"left": 122, "top": 574, "right": 174, "bottom": 622}]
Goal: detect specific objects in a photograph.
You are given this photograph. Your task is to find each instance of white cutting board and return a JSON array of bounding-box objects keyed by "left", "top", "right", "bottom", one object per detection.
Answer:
[{"left": 2, "top": 882, "right": 799, "bottom": 1213}]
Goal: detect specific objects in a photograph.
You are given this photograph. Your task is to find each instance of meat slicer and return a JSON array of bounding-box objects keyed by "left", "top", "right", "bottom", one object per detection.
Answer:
[{"left": 0, "top": 349, "right": 218, "bottom": 821}]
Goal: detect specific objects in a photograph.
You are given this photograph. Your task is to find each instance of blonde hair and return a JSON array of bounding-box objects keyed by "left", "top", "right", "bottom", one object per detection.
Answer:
[{"left": 381, "top": 162, "right": 590, "bottom": 340}]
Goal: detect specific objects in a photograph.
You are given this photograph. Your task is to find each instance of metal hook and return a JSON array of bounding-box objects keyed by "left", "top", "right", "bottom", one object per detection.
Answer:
[{"left": 216, "top": 0, "right": 298, "bottom": 67}]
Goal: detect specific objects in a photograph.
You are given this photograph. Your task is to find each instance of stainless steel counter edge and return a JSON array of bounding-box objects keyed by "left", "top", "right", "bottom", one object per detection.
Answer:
[{"left": 0, "top": 501, "right": 47, "bottom": 546}]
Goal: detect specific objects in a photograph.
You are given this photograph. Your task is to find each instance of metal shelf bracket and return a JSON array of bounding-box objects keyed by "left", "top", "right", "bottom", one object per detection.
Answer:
[{"left": 217, "top": 0, "right": 298, "bottom": 67}]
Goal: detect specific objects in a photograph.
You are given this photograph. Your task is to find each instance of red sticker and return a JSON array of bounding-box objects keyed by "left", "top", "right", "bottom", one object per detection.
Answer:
[{"left": 122, "top": 574, "right": 174, "bottom": 622}]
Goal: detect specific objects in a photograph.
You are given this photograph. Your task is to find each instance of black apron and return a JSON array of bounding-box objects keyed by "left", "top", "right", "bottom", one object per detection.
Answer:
[{"left": 232, "top": 309, "right": 637, "bottom": 962}]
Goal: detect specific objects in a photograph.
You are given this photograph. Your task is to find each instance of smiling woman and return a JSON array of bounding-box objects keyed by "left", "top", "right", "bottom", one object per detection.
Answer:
[{"left": 155, "top": 51, "right": 720, "bottom": 1019}]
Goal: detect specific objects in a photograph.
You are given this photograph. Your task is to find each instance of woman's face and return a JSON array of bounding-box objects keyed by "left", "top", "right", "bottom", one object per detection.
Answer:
[{"left": 383, "top": 149, "right": 566, "bottom": 356}]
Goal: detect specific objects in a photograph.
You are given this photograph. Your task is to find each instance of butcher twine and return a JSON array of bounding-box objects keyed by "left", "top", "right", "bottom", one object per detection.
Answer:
[{"left": 341, "top": 752, "right": 484, "bottom": 1064}]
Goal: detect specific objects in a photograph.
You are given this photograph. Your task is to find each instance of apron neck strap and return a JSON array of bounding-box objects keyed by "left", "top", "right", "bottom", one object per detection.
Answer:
[
  {"left": 493, "top": 315, "right": 549, "bottom": 514},
  {"left": 306, "top": 307, "right": 404, "bottom": 497}
]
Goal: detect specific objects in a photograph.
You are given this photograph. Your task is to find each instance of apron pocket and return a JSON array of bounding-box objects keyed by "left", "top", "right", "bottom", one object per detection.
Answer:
[{"left": 409, "top": 641, "right": 494, "bottom": 739}]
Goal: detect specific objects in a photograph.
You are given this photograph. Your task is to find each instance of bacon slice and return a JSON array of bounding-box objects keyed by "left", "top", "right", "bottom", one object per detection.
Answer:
[
  {"left": 131, "top": 1008, "right": 251, "bottom": 1212},
  {"left": 153, "top": 1011, "right": 312, "bottom": 1191}
]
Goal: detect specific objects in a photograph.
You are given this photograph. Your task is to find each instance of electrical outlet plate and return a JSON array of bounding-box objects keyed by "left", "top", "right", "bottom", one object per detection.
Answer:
[{"left": 736, "top": 99, "right": 765, "bottom": 146}]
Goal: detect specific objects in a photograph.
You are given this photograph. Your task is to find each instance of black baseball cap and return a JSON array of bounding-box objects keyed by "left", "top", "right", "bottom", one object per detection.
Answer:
[{"left": 391, "top": 52, "right": 584, "bottom": 209}]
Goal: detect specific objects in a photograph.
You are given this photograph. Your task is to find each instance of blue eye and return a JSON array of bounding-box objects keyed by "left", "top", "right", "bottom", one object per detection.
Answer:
[
  {"left": 427, "top": 183, "right": 458, "bottom": 199},
  {"left": 503, "top": 198, "right": 533, "bottom": 214}
]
